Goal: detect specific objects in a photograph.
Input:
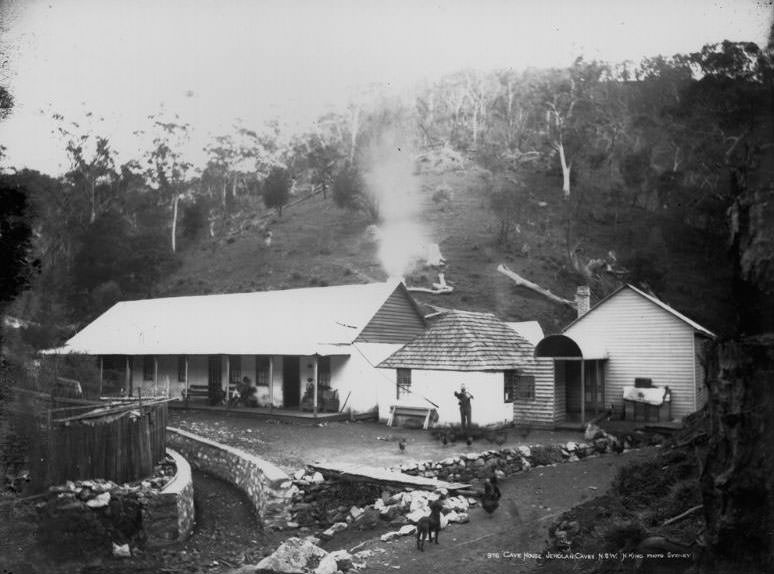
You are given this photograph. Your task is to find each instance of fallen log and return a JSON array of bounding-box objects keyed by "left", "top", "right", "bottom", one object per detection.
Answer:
[
  {"left": 663, "top": 504, "right": 704, "bottom": 526},
  {"left": 496, "top": 264, "right": 575, "bottom": 308}
]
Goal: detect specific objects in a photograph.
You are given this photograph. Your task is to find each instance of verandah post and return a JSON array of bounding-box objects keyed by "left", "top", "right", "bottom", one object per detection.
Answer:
[
  {"left": 581, "top": 359, "right": 586, "bottom": 424},
  {"left": 313, "top": 354, "right": 319, "bottom": 417},
  {"left": 268, "top": 356, "right": 274, "bottom": 409}
]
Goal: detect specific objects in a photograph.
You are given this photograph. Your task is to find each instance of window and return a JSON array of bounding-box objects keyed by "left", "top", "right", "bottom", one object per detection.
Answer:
[
  {"left": 504, "top": 371, "right": 535, "bottom": 402},
  {"left": 229, "top": 355, "right": 242, "bottom": 384},
  {"left": 504, "top": 370, "right": 517, "bottom": 402},
  {"left": 255, "top": 355, "right": 271, "bottom": 386},
  {"left": 178, "top": 356, "right": 187, "bottom": 382},
  {"left": 143, "top": 356, "right": 154, "bottom": 381},
  {"left": 397, "top": 368, "right": 412, "bottom": 399},
  {"left": 317, "top": 356, "right": 331, "bottom": 388}
]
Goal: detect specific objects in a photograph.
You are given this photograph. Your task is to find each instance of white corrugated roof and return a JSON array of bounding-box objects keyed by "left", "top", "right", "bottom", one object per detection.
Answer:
[{"left": 56, "top": 281, "right": 404, "bottom": 356}]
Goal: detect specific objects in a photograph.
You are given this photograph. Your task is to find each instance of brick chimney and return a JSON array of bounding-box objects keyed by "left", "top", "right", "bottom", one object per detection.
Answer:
[{"left": 575, "top": 285, "right": 591, "bottom": 317}]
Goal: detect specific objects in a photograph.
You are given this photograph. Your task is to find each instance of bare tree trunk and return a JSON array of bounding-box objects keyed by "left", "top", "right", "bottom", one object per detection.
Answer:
[
  {"left": 558, "top": 142, "right": 572, "bottom": 198},
  {"left": 171, "top": 194, "right": 180, "bottom": 253},
  {"left": 349, "top": 105, "right": 360, "bottom": 163},
  {"left": 89, "top": 180, "right": 96, "bottom": 224},
  {"left": 497, "top": 264, "right": 575, "bottom": 308}
]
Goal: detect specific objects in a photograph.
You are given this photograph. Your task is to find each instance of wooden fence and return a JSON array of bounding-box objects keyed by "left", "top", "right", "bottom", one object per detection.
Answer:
[
  {"left": 7, "top": 388, "right": 170, "bottom": 489},
  {"left": 44, "top": 400, "right": 169, "bottom": 485}
]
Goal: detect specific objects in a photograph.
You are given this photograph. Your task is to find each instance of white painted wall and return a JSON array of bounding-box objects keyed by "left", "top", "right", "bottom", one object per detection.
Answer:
[
  {"left": 564, "top": 289, "right": 698, "bottom": 420},
  {"left": 377, "top": 369, "right": 513, "bottom": 426}
]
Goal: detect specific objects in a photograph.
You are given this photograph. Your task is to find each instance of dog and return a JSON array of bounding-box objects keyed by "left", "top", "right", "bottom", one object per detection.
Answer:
[{"left": 416, "top": 499, "right": 443, "bottom": 551}]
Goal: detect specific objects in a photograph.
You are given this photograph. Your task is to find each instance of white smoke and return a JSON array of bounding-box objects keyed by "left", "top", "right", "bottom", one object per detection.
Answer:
[{"left": 361, "top": 132, "right": 428, "bottom": 278}]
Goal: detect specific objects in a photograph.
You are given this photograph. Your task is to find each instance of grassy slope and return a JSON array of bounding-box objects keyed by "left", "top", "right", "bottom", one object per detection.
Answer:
[{"left": 156, "top": 159, "right": 734, "bottom": 335}]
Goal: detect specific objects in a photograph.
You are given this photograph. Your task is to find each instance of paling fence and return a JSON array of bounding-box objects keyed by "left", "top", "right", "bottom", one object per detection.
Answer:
[
  {"left": 7, "top": 388, "right": 169, "bottom": 490},
  {"left": 46, "top": 400, "right": 169, "bottom": 485}
]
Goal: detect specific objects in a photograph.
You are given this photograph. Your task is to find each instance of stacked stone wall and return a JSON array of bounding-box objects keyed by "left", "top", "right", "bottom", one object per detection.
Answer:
[{"left": 166, "top": 426, "right": 292, "bottom": 529}]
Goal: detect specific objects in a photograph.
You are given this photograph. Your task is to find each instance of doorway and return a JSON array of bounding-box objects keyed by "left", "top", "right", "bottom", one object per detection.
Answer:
[
  {"left": 208, "top": 355, "right": 222, "bottom": 405},
  {"left": 282, "top": 356, "right": 300, "bottom": 408}
]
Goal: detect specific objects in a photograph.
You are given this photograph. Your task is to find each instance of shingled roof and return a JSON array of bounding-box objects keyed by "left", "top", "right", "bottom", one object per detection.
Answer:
[{"left": 378, "top": 310, "right": 536, "bottom": 371}]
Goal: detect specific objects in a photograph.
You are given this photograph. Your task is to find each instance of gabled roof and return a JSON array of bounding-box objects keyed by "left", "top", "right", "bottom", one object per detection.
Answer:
[
  {"left": 378, "top": 310, "right": 536, "bottom": 371},
  {"left": 562, "top": 284, "right": 716, "bottom": 339},
  {"left": 56, "top": 281, "right": 412, "bottom": 356}
]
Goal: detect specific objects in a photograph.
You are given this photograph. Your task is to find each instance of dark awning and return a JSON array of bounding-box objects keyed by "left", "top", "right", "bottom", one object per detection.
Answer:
[{"left": 534, "top": 334, "right": 608, "bottom": 360}]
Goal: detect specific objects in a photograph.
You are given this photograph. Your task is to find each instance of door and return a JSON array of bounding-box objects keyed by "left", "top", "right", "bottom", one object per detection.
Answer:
[
  {"left": 282, "top": 356, "right": 300, "bottom": 408},
  {"left": 208, "top": 355, "right": 222, "bottom": 405},
  {"left": 583, "top": 361, "right": 605, "bottom": 417}
]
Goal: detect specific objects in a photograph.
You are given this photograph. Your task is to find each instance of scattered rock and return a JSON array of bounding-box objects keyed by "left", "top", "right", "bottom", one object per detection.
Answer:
[
  {"left": 380, "top": 531, "right": 401, "bottom": 542},
  {"left": 86, "top": 492, "right": 111, "bottom": 509},
  {"left": 254, "top": 537, "right": 327, "bottom": 574},
  {"left": 112, "top": 542, "right": 131, "bottom": 558},
  {"left": 398, "top": 524, "right": 416, "bottom": 536}
]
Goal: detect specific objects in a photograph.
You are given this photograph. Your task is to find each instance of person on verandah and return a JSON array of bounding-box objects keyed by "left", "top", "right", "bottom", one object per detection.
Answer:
[{"left": 454, "top": 384, "right": 474, "bottom": 434}]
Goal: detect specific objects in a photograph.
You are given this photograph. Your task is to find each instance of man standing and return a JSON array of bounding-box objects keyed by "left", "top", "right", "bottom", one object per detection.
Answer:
[{"left": 454, "top": 384, "right": 474, "bottom": 433}]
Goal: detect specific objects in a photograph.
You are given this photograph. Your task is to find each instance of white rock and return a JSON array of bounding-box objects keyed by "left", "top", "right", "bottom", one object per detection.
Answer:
[
  {"left": 255, "top": 537, "right": 328, "bottom": 573},
  {"left": 86, "top": 492, "right": 111, "bottom": 509},
  {"left": 467, "top": 497, "right": 478, "bottom": 506},
  {"left": 566, "top": 441, "right": 578, "bottom": 452},
  {"left": 112, "top": 542, "right": 130, "bottom": 558},
  {"left": 445, "top": 510, "right": 460, "bottom": 523},
  {"left": 518, "top": 445, "right": 531, "bottom": 458},
  {"left": 310, "top": 472, "right": 325, "bottom": 484},
  {"left": 494, "top": 469, "right": 506, "bottom": 480},
  {"left": 398, "top": 525, "right": 417, "bottom": 536},
  {"left": 380, "top": 531, "right": 401, "bottom": 542},
  {"left": 442, "top": 496, "right": 469, "bottom": 513},
  {"left": 294, "top": 469, "right": 306, "bottom": 480},
  {"left": 406, "top": 508, "right": 430, "bottom": 523},
  {"left": 374, "top": 498, "right": 386, "bottom": 510},
  {"left": 314, "top": 554, "right": 339, "bottom": 574},
  {"left": 325, "top": 522, "right": 348, "bottom": 536},
  {"left": 455, "top": 512, "right": 470, "bottom": 523},
  {"left": 349, "top": 505, "right": 364, "bottom": 520}
]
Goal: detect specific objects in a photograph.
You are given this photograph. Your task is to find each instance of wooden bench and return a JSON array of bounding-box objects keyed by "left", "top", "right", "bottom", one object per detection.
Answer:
[{"left": 386, "top": 405, "right": 438, "bottom": 430}]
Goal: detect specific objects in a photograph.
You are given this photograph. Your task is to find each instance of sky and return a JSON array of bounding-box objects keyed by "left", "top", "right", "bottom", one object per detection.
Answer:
[{"left": 0, "top": 0, "right": 771, "bottom": 175}]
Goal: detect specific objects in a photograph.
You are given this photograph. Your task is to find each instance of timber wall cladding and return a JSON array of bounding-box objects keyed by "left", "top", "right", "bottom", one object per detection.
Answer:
[
  {"left": 356, "top": 287, "right": 426, "bottom": 344},
  {"left": 166, "top": 427, "right": 293, "bottom": 529}
]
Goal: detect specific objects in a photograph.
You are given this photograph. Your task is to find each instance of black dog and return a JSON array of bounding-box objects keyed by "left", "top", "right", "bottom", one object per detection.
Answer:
[{"left": 416, "top": 499, "right": 443, "bottom": 551}]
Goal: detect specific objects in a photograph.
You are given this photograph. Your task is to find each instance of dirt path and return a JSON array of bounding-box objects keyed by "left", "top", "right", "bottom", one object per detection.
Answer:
[{"left": 334, "top": 448, "right": 657, "bottom": 574}]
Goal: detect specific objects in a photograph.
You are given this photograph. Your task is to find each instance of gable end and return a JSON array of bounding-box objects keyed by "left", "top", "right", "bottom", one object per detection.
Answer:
[{"left": 355, "top": 285, "right": 425, "bottom": 344}]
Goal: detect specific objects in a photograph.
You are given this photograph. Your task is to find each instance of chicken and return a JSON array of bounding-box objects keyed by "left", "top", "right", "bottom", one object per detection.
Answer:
[
  {"left": 398, "top": 438, "right": 407, "bottom": 452},
  {"left": 441, "top": 432, "right": 448, "bottom": 446},
  {"left": 481, "top": 477, "right": 501, "bottom": 516},
  {"left": 466, "top": 436, "right": 473, "bottom": 446},
  {"left": 493, "top": 430, "right": 508, "bottom": 447}
]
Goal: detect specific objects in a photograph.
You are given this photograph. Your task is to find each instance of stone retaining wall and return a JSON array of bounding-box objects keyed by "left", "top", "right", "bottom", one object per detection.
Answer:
[
  {"left": 166, "top": 427, "right": 293, "bottom": 529},
  {"left": 143, "top": 448, "right": 195, "bottom": 546}
]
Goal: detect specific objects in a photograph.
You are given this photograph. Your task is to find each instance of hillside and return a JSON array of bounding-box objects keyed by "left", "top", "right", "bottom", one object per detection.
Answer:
[{"left": 154, "top": 157, "right": 734, "bottom": 336}]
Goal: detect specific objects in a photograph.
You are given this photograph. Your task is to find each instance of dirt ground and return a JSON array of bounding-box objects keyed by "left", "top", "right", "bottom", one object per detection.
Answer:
[
  {"left": 338, "top": 447, "right": 658, "bottom": 574},
  {"left": 167, "top": 411, "right": 659, "bottom": 574},
  {"left": 168, "top": 410, "right": 586, "bottom": 473}
]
